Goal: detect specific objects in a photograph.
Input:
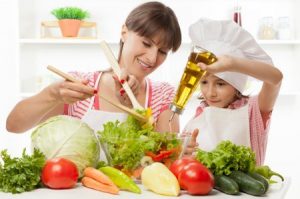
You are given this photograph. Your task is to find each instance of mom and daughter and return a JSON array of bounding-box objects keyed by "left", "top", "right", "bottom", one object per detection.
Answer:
[{"left": 6, "top": 1, "right": 282, "bottom": 166}]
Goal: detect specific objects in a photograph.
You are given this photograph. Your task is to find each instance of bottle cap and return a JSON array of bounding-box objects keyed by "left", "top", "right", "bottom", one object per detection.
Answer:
[{"left": 169, "top": 104, "right": 183, "bottom": 115}]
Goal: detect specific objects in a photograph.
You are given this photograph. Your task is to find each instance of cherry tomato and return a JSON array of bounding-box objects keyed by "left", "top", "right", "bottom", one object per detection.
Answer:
[
  {"left": 41, "top": 158, "right": 78, "bottom": 189},
  {"left": 178, "top": 161, "right": 214, "bottom": 195},
  {"left": 169, "top": 157, "right": 198, "bottom": 178}
]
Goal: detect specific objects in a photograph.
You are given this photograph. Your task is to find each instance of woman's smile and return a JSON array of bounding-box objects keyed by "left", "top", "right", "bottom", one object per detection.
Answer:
[{"left": 137, "top": 58, "right": 153, "bottom": 71}]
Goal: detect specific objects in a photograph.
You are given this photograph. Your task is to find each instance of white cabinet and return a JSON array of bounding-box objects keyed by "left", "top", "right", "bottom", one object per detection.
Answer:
[{"left": 17, "top": 0, "right": 300, "bottom": 98}]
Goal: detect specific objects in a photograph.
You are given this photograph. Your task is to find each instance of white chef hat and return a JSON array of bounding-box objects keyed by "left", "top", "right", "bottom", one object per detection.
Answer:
[{"left": 189, "top": 18, "right": 273, "bottom": 94}]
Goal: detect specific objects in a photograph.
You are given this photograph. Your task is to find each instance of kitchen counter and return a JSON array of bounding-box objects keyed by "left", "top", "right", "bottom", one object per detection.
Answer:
[{"left": 0, "top": 177, "right": 291, "bottom": 199}]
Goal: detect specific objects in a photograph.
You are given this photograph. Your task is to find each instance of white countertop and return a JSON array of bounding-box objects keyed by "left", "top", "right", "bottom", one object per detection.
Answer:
[{"left": 0, "top": 177, "right": 291, "bottom": 199}]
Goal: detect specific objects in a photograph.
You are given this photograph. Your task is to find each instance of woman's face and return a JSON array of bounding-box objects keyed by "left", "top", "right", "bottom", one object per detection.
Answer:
[
  {"left": 200, "top": 74, "right": 237, "bottom": 108},
  {"left": 119, "top": 26, "right": 170, "bottom": 80}
]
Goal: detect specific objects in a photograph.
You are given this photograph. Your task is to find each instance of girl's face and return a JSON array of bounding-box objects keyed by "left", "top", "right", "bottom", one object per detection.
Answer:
[
  {"left": 119, "top": 26, "right": 170, "bottom": 80},
  {"left": 200, "top": 74, "right": 237, "bottom": 108}
]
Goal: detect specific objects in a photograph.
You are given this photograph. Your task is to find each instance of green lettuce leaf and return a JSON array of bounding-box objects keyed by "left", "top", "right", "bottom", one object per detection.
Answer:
[
  {"left": 0, "top": 148, "right": 45, "bottom": 193},
  {"left": 196, "top": 140, "right": 256, "bottom": 175},
  {"left": 97, "top": 115, "right": 180, "bottom": 170}
]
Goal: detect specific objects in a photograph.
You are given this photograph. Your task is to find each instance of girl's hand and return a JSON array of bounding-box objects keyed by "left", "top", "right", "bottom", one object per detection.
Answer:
[
  {"left": 182, "top": 129, "right": 199, "bottom": 157},
  {"left": 197, "top": 55, "right": 233, "bottom": 74},
  {"left": 113, "top": 69, "right": 140, "bottom": 107},
  {"left": 50, "top": 79, "right": 95, "bottom": 104}
]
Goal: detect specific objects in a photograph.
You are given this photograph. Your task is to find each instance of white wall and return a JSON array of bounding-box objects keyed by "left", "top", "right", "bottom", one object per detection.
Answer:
[{"left": 0, "top": 0, "right": 31, "bottom": 157}]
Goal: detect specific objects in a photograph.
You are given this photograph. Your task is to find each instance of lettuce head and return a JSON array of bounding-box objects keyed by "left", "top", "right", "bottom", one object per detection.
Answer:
[{"left": 31, "top": 115, "right": 100, "bottom": 176}]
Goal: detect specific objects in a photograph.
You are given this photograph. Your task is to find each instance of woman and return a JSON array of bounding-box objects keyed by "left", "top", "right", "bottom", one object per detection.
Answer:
[{"left": 6, "top": 2, "right": 182, "bottom": 134}]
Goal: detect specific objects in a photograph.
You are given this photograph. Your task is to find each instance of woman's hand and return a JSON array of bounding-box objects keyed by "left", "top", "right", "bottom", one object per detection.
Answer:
[
  {"left": 182, "top": 129, "right": 199, "bottom": 157},
  {"left": 113, "top": 69, "right": 140, "bottom": 107},
  {"left": 197, "top": 55, "right": 233, "bottom": 74},
  {"left": 49, "top": 79, "right": 95, "bottom": 104}
]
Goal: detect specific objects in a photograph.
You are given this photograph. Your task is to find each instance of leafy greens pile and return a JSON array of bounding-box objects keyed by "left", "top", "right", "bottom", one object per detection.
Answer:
[
  {"left": 97, "top": 115, "right": 180, "bottom": 170},
  {"left": 196, "top": 140, "right": 256, "bottom": 176},
  {"left": 0, "top": 148, "right": 45, "bottom": 193}
]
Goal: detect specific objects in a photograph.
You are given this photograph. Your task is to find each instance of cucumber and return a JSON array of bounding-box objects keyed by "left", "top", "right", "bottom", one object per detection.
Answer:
[
  {"left": 248, "top": 172, "right": 269, "bottom": 193},
  {"left": 214, "top": 175, "right": 239, "bottom": 195},
  {"left": 229, "top": 171, "right": 265, "bottom": 196}
]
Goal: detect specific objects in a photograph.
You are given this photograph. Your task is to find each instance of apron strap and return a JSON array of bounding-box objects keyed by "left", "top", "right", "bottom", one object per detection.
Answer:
[
  {"left": 88, "top": 72, "right": 102, "bottom": 110},
  {"left": 144, "top": 78, "right": 150, "bottom": 108}
]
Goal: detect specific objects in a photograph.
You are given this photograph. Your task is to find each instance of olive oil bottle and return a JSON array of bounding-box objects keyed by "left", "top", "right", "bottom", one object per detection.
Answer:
[{"left": 169, "top": 47, "right": 217, "bottom": 117}]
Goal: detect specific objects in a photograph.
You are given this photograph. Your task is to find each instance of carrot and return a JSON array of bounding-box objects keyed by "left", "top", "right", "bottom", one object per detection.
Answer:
[
  {"left": 121, "top": 169, "right": 132, "bottom": 177},
  {"left": 163, "top": 158, "right": 173, "bottom": 168},
  {"left": 82, "top": 177, "right": 119, "bottom": 195},
  {"left": 132, "top": 166, "right": 144, "bottom": 179},
  {"left": 83, "top": 167, "right": 114, "bottom": 186}
]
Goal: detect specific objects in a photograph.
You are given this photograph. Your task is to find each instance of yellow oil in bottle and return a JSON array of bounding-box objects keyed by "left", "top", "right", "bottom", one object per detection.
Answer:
[{"left": 170, "top": 51, "right": 217, "bottom": 114}]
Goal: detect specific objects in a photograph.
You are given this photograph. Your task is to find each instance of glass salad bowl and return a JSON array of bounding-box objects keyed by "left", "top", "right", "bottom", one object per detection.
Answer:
[{"left": 98, "top": 131, "right": 186, "bottom": 181}]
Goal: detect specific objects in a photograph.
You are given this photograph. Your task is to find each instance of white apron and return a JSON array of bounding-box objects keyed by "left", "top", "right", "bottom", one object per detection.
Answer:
[
  {"left": 81, "top": 95, "right": 128, "bottom": 163},
  {"left": 81, "top": 73, "right": 149, "bottom": 161},
  {"left": 81, "top": 73, "right": 149, "bottom": 132},
  {"left": 184, "top": 104, "right": 251, "bottom": 151}
]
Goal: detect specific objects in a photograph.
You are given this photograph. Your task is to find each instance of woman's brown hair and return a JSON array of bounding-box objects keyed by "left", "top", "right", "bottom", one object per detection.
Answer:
[{"left": 118, "top": 1, "right": 181, "bottom": 60}]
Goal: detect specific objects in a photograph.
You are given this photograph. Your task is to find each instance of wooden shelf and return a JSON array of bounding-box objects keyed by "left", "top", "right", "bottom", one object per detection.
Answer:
[
  {"left": 181, "top": 40, "right": 300, "bottom": 46},
  {"left": 21, "top": 38, "right": 300, "bottom": 45},
  {"left": 19, "top": 38, "right": 119, "bottom": 45},
  {"left": 256, "top": 40, "right": 300, "bottom": 45}
]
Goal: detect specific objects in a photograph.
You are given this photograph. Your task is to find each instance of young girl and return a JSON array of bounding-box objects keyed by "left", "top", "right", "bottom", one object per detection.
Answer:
[
  {"left": 184, "top": 18, "right": 283, "bottom": 165},
  {"left": 6, "top": 2, "right": 182, "bottom": 134}
]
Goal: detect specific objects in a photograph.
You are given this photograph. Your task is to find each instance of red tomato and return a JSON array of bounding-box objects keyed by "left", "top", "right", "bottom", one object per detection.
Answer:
[
  {"left": 178, "top": 162, "right": 214, "bottom": 195},
  {"left": 41, "top": 158, "right": 78, "bottom": 189},
  {"left": 169, "top": 157, "right": 197, "bottom": 178}
]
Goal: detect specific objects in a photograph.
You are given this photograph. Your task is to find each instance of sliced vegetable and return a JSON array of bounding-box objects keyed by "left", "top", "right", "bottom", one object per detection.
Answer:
[
  {"left": 81, "top": 177, "right": 119, "bottom": 195},
  {"left": 99, "top": 166, "right": 141, "bottom": 194},
  {"left": 131, "top": 166, "right": 144, "bottom": 179},
  {"left": 141, "top": 108, "right": 154, "bottom": 129},
  {"left": 140, "top": 156, "right": 153, "bottom": 167},
  {"left": 145, "top": 149, "right": 174, "bottom": 162},
  {"left": 97, "top": 115, "right": 181, "bottom": 173}
]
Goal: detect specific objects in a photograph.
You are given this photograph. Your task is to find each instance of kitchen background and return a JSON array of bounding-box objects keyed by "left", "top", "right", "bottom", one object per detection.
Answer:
[{"left": 0, "top": 0, "right": 299, "bottom": 197}]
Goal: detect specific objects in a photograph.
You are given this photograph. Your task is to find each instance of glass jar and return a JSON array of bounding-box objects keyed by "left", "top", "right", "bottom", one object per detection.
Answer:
[
  {"left": 277, "top": 16, "right": 292, "bottom": 40},
  {"left": 257, "top": 17, "right": 276, "bottom": 40}
]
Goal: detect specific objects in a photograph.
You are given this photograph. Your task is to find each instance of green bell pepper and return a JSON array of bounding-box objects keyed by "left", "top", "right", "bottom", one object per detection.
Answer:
[
  {"left": 254, "top": 165, "right": 284, "bottom": 182},
  {"left": 99, "top": 166, "right": 141, "bottom": 194}
]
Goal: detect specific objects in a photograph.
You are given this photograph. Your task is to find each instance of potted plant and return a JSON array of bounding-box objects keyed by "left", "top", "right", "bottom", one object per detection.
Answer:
[{"left": 51, "top": 7, "right": 90, "bottom": 37}]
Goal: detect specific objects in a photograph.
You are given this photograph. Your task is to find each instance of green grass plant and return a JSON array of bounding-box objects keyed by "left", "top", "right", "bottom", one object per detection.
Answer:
[{"left": 51, "top": 7, "right": 90, "bottom": 20}]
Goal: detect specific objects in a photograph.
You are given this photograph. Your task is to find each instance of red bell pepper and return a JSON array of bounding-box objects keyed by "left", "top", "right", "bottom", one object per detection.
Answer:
[{"left": 145, "top": 149, "right": 174, "bottom": 162}]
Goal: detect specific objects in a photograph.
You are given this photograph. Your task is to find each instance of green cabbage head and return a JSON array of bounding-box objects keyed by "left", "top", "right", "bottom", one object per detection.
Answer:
[{"left": 31, "top": 115, "right": 100, "bottom": 176}]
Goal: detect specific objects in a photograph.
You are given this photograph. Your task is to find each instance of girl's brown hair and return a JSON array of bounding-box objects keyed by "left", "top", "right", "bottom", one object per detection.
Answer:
[{"left": 118, "top": 1, "right": 181, "bottom": 60}]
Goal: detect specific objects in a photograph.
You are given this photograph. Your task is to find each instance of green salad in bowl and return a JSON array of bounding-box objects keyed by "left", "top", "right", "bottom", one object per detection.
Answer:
[{"left": 97, "top": 115, "right": 183, "bottom": 180}]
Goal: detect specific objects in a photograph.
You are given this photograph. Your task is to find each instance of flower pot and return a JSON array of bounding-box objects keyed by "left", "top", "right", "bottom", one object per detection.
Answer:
[{"left": 58, "top": 19, "right": 82, "bottom": 37}]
